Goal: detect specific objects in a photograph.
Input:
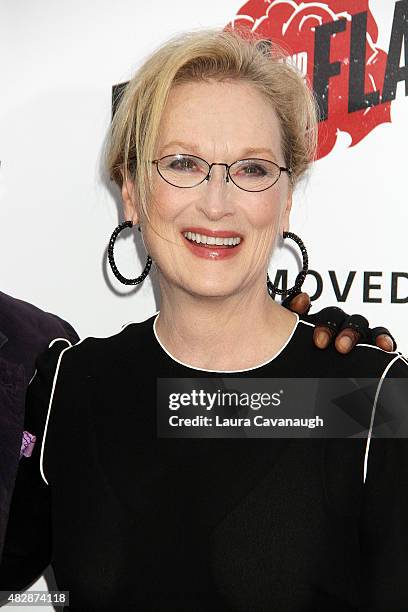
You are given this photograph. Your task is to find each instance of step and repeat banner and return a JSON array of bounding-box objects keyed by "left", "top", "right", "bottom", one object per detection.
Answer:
[{"left": 1, "top": 0, "right": 407, "bottom": 606}]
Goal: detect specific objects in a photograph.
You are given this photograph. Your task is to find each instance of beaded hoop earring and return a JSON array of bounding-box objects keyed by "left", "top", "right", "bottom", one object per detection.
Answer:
[
  {"left": 266, "top": 231, "right": 309, "bottom": 297},
  {"left": 108, "top": 220, "right": 152, "bottom": 285}
]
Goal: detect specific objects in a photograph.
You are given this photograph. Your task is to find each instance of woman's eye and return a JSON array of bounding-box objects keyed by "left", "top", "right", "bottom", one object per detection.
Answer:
[
  {"left": 238, "top": 164, "right": 266, "bottom": 177},
  {"left": 170, "top": 158, "right": 198, "bottom": 172},
  {"left": 244, "top": 164, "right": 266, "bottom": 176}
]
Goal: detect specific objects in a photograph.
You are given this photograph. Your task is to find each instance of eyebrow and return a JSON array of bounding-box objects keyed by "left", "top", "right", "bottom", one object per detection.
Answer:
[{"left": 158, "top": 140, "right": 279, "bottom": 163}]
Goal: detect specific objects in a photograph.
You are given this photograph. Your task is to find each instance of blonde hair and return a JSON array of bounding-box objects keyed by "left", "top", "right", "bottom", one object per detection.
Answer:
[{"left": 105, "top": 27, "right": 318, "bottom": 225}]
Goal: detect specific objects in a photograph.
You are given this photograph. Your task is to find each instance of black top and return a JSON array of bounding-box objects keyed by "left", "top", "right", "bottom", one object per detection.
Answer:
[{"left": 1, "top": 312, "right": 408, "bottom": 611}]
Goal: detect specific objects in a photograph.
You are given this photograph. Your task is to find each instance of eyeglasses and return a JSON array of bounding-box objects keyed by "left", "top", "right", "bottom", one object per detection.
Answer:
[{"left": 151, "top": 154, "right": 291, "bottom": 192}]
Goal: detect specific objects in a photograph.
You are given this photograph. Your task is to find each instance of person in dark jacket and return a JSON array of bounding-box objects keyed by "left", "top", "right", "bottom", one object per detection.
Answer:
[{"left": 0, "top": 290, "right": 79, "bottom": 564}]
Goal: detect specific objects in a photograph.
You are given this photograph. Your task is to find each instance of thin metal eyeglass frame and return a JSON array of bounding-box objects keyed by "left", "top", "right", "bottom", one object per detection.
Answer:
[{"left": 150, "top": 154, "right": 292, "bottom": 193}]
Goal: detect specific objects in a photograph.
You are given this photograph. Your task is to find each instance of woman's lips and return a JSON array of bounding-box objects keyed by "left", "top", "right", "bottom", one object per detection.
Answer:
[{"left": 181, "top": 233, "right": 243, "bottom": 260}]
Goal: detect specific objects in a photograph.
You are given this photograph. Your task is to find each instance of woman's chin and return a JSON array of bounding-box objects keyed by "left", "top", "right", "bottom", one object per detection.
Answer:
[{"left": 184, "top": 282, "right": 241, "bottom": 299}]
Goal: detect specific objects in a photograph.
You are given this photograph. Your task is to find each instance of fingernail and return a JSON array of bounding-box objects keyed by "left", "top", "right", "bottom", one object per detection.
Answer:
[
  {"left": 380, "top": 335, "right": 393, "bottom": 350},
  {"left": 316, "top": 331, "right": 328, "bottom": 345},
  {"left": 338, "top": 336, "right": 353, "bottom": 352}
]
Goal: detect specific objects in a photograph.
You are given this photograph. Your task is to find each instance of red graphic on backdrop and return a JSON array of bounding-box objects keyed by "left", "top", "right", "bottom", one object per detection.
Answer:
[{"left": 225, "top": 0, "right": 391, "bottom": 160}]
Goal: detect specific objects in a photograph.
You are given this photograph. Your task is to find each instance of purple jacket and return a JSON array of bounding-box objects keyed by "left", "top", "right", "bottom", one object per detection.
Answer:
[{"left": 0, "top": 291, "right": 78, "bottom": 561}]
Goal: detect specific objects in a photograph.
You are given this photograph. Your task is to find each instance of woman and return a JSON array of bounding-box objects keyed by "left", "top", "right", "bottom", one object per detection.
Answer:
[{"left": 2, "top": 27, "right": 408, "bottom": 611}]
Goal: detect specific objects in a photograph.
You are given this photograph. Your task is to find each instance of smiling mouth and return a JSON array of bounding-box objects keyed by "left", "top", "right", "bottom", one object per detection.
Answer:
[{"left": 182, "top": 231, "right": 242, "bottom": 248}]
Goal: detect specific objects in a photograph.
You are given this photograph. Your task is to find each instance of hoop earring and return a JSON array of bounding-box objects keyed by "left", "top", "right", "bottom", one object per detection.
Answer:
[
  {"left": 108, "top": 220, "right": 152, "bottom": 285},
  {"left": 266, "top": 231, "right": 308, "bottom": 297}
]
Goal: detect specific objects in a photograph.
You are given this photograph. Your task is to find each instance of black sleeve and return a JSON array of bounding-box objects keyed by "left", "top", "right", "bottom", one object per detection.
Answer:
[
  {"left": 358, "top": 357, "right": 408, "bottom": 610},
  {"left": 0, "top": 340, "right": 71, "bottom": 595}
]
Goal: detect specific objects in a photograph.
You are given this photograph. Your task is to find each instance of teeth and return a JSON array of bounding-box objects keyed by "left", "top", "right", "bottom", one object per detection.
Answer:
[{"left": 183, "top": 232, "right": 241, "bottom": 246}]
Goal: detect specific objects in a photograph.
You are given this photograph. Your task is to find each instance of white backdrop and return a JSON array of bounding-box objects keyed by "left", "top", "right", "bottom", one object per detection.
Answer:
[{"left": 1, "top": 0, "right": 407, "bottom": 607}]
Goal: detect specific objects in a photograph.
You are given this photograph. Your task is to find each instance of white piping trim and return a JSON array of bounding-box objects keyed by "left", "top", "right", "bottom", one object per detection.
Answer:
[
  {"left": 350, "top": 342, "right": 400, "bottom": 355},
  {"left": 39, "top": 339, "right": 87, "bottom": 485},
  {"left": 48, "top": 337, "right": 72, "bottom": 349},
  {"left": 28, "top": 339, "right": 73, "bottom": 387},
  {"left": 28, "top": 369, "right": 37, "bottom": 386},
  {"left": 295, "top": 319, "right": 407, "bottom": 484},
  {"left": 152, "top": 311, "right": 300, "bottom": 373},
  {"left": 298, "top": 318, "right": 316, "bottom": 328},
  {"left": 363, "top": 354, "right": 402, "bottom": 485},
  {"left": 401, "top": 355, "right": 408, "bottom": 367}
]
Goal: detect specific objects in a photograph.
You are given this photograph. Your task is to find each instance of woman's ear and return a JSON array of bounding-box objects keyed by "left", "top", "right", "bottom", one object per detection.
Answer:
[
  {"left": 281, "top": 190, "right": 293, "bottom": 235},
  {"left": 121, "top": 177, "right": 139, "bottom": 224}
]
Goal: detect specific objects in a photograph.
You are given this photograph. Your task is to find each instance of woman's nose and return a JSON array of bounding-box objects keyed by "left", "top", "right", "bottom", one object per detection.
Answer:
[
  {"left": 197, "top": 164, "right": 235, "bottom": 219},
  {"left": 207, "top": 163, "right": 229, "bottom": 185}
]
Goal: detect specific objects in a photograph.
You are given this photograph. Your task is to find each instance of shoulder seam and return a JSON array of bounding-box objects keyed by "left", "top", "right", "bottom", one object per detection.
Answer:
[
  {"left": 39, "top": 338, "right": 86, "bottom": 485},
  {"left": 39, "top": 316, "right": 160, "bottom": 484},
  {"left": 48, "top": 337, "right": 72, "bottom": 349},
  {"left": 400, "top": 355, "right": 408, "bottom": 367},
  {"left": 27, "top": 338, "right": 72, "bottom": 387},
  {"left": 363, "top": 354, "right": 404, "bottom": 485}
]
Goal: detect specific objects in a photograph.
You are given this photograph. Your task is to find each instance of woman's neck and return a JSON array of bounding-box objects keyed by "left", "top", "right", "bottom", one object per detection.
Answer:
[{"left": 154, "top": 285, "right": 298, "bottom": 371}]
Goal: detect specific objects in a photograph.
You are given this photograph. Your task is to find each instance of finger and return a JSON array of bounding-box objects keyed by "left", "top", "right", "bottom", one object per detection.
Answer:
[
  {"left": 307, "top": 306, "right": 347, "bottom": 340},
  {"left": 313, "top": 325, "right": 335, "bottom": 349},
  {"left": 334, "top": 329, "right": 360, "bottom": 354},
  {"left": 376, "top": 334, "right": 394, "bottom": 352},
  {"left": 335, "top": 314, "right": 369, "bottom": 354},
  {"left": 281, "top": 289, "right": 303, "bottom": 311},
  {"left": 370, "top": 326, "right": 397, "bottom": 352},
  {"left": 287, "top": 292, "right": 311, "bottom": 315}
]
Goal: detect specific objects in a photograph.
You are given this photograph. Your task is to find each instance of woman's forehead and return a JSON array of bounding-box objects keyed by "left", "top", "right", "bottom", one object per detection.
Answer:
[{"left": 158, "top": 80, "right": 283, "bottom": 159}]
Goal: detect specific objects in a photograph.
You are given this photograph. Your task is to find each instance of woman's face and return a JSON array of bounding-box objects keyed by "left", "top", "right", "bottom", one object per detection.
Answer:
[{"left": 122, "top": 79, "right": 292, "bottom": 299}]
